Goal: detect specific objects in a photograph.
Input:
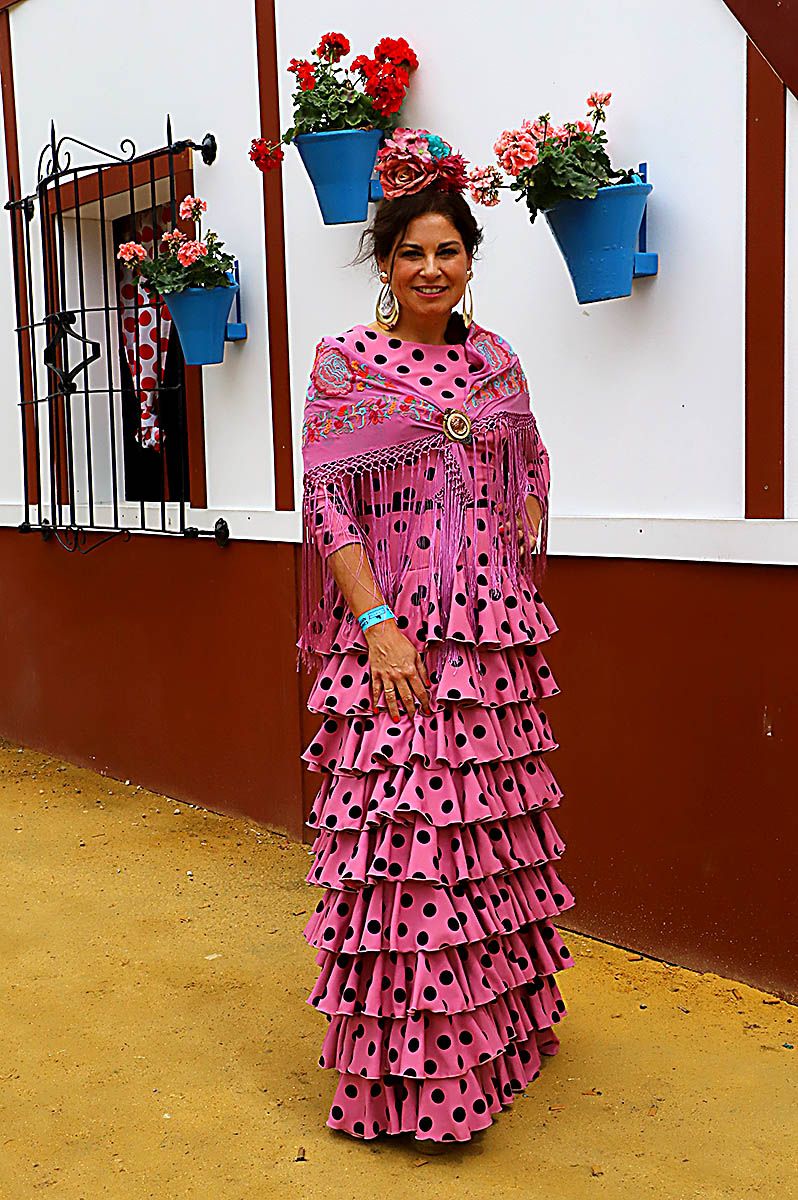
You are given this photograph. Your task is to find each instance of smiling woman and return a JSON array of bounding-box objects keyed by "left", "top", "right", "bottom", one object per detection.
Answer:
[{"left": 297, "top": 129, "right": 573, "bottom": 1149}]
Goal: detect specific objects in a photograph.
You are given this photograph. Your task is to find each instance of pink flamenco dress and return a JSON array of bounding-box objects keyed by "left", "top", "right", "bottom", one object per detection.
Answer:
[{"left": 297, "top": 320, "right": 576, "bottom": 1143}]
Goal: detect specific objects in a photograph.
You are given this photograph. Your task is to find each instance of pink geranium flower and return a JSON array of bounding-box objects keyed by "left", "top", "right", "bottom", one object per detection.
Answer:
[
  {"left": 522, "top": 118, "right": 550, "bottom": 143},
  {"left": 178, "top": 195, "right": 207, "bottom": 223},
  {"left": 161, "top": 228, "right": 186, "bottom": 248},
  {"left": 176, "top": 239, "right": 209, "bottom": 267},
  {"left": 467, "top": 164, "right": 503, "bottom": 207},
  {"left": 493, "top": 127, "right": 539, "bottom": 176},
  {"left": 587, "top": 90, "right": 612, "bottom": 109},
  {"left": 117, "top": 241, "right": 147, "bottom": 264}
]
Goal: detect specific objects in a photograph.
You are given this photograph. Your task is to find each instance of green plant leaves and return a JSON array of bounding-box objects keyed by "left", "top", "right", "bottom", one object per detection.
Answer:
[
  {"left": 288, "top": 58, "right": 398, "bottom": 135},
  {"left": 137, "top": 228, "right": 235, "bottom": 295},
  {"left": 510, "top": 128, "right": 635, "bottom": 224}
]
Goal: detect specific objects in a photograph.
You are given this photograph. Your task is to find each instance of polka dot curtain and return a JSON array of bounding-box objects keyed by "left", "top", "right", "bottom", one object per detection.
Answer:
[{"left": 117, "top": 207, "right": 173, "bottom": 451}]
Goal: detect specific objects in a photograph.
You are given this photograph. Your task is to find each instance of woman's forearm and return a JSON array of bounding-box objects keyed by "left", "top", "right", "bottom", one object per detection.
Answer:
[{"left": 327, "top": 541, "right": 386, "bottom": 619}]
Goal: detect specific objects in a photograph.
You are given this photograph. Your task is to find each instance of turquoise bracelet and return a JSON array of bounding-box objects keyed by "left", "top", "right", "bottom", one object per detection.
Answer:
[{"left": 358, "top": 603, "right": 395, "bottom": 632}]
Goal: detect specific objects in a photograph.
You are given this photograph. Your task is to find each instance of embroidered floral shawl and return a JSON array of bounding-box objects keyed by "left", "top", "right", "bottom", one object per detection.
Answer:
[{"left": 298, "top": 320, "right": 550, "bottom": 668}]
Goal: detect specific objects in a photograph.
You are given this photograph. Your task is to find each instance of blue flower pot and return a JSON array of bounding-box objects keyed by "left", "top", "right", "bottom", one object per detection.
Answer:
[
  {"left": 163, "top": 280, "right": 239, "bottom": 365},
  {"left": 544, "top": 179, "right": 653, "bottom": 304},
  {"left": 294, "top": 128, "right": 383, "bottom": 225}
]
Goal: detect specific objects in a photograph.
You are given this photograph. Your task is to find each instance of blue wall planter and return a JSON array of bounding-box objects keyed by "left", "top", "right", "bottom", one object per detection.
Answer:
[
  {"left": 294, "top": 128, "right": 383, "bottom": 225},
  {"left": 544, "top": 168, "right": 657, "bottom": 304},
  {"left": 163, "top": 279, "right": 239, "bottom": 366}
]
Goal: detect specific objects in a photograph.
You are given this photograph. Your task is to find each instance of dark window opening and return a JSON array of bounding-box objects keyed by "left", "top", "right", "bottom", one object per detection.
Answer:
[{"left": 112, "top": 211, "right": 189, "bottom": 503}]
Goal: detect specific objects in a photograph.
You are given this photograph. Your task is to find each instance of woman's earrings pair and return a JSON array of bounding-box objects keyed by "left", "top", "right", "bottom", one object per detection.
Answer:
[{"left": 374, "top": 268, "right": 474, "bottom": 331}]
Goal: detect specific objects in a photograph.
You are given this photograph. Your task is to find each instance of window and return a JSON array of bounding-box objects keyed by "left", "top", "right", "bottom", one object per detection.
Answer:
[{"left": 6, "top": 119, "right": 221, "bottom": 548}]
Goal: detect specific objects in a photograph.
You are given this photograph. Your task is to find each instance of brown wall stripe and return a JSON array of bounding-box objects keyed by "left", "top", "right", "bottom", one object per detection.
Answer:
[
  {"left": 723, "top": 0, "right": 798, "bottom": 101},
  {"left": 744, "top": 39, "right": 786, "bottom": 519},
  {"left": 253, "top": 0, "right": 296, "bottom": 511}
]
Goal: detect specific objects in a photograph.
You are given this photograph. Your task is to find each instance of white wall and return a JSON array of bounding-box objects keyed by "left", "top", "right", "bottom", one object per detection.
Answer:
[
  {"left": 0, "top": 0, "right": 795, "bottom": 563},
  {"left": 278, "top": 0, "right": 747, "bottom": 528},
  {"left": 0, "top": 97, "right": 23, "bottom": 508},
  {"left": 5, "top": 0, "right": 274, "bottom": 515}
]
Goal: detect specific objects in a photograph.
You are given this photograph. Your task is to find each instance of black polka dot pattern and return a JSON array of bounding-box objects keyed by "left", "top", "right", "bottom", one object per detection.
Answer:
[{"left": 300, "top": 324, "right": 573, "bottom": 1143}]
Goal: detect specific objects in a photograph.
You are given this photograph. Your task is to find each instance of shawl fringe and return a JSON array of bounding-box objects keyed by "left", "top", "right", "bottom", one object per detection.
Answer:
[{"left": 298, "top": 412, "right": 549, "bottom": 671}]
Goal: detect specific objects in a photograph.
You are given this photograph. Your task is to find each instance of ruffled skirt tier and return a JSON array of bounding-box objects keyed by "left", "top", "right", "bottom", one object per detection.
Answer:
[{"left": 301, "top": 569, "right": 575, "bottom": 1141}]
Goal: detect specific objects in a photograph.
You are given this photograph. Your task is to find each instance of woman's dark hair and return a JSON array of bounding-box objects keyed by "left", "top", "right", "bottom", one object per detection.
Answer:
[{"left": 352, "top": 187, "right": 484, "bottom": 343}]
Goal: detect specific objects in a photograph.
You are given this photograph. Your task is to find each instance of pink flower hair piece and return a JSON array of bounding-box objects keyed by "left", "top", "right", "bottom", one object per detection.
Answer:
[{"left": 374, "top": 126, "right": 472, "bottom": 200}]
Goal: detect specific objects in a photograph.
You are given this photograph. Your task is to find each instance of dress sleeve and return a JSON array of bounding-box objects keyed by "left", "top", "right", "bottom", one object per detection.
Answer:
[
  {"left": 308, "top": 475, "right": 365, "bottom": 560},
  {"left": 302, "top": 338, "right": 366, "bottom": 562}
]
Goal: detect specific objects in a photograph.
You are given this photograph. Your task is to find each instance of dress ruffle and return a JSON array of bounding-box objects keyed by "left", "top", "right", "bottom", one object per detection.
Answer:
[
  {"left": 308, "top": 642, "right": 561, "bottom": 716},
  {"left": 324, "top": 1028, "right": 558, "bottom": 1142},
  {"left": 304, "top": 868, "right": 575, "bottom": 955},
  {"left": 308, "top": 754, "right": 563, "bottom": 832},
  {"left": 302, "top": 700, "right": 558, "bottom": 775},
  {"left": 318, "top": 977, "right": 567, "bottom": 1076},
  {"left": 307, "top": 807, "right": 565, "bottom": 887},
  {"left": 309, "top": 929, "right": 570, "bottom": 1019},
  {"left": 309, "top": 565, "right": 559, "bottom": 658}
]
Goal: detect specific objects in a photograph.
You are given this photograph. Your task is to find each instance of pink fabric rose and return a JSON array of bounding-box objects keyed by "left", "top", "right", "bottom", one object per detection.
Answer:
[
  {"left": 375, "top": 147, "right": 438, "bottom": 199},
  {"left": 386, "top": 127, "right": 435, "bottom": 162}
]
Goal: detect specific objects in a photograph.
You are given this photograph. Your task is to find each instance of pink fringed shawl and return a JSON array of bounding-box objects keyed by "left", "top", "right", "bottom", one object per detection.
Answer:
[{"left": 298, "top": 321, "right": 550, "bottom": 668}]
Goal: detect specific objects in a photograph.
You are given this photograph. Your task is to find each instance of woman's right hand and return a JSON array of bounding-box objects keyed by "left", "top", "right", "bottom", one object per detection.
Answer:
[{"left": 365, "top": 619, "right": 432, "bottom": 721}]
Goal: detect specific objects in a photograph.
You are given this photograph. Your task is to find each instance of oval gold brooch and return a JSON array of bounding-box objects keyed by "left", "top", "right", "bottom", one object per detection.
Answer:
[{"left": 442, "top": 408, "right": 472, "bottom": 444}]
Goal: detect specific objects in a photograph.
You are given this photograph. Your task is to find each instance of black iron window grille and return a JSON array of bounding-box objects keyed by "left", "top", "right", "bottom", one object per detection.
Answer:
[{"left": 6, "top": 116, "right": 230, "bottom": 552}]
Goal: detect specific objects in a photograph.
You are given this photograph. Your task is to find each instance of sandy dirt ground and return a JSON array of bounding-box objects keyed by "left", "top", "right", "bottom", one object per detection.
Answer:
[{"left": 0, "top": 738, "right": 795, "bottom": 1200}]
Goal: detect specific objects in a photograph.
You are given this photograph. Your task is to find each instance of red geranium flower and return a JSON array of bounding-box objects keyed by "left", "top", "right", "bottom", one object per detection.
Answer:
[
  {"left": 360, "top": 59, "right": 411, "bottom": 116},
  {"left": 373, "top": 36, "right": 418, "bottom": 72},
  {"left": 288, "top": 57, "right": 316, "bottom": 90},
  {"left": 249, "top": 138, "right": 284, "bottom": 172},
  {"left": 315, "top": 31, "right": 350, "bottom": 62}
]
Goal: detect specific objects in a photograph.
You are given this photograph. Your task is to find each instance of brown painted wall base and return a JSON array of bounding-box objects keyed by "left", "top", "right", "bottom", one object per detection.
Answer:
[
  {"left": 0, "top": 529, "right": 794, "bottom": 998},
  {"left": 0, "top": 527, "right": 307, "bottom": 839},
  {"left": 541, "top": 556, "right": 797, "bottom": 1002}
]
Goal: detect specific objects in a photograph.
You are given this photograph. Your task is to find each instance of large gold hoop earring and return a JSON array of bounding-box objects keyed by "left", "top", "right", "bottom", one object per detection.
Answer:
[
  {"left": 375, "top": 278, "right": 399, "bottom": 330},
  {"left": 462, "top": 271, "right": 474, "bottom": 328}
]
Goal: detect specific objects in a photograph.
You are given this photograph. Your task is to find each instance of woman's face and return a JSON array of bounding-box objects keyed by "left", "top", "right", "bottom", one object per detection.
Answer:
[{"left": 379, "top": 212, "right": 471, "bottom": 325}]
